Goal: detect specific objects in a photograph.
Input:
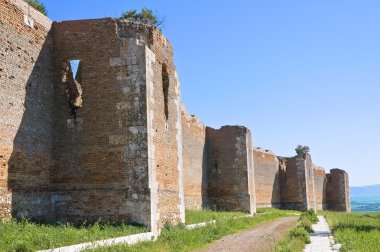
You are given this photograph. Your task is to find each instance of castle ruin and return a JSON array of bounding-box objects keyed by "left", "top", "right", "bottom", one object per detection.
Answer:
[{"left": 0, "top": 0, "right": 350, "bottom": 236}]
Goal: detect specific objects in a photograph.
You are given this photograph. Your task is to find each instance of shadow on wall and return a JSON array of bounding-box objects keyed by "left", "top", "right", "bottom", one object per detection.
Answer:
[
  {"left": 201, "top": 140, "right": 208, "bottom": 209},
  {"left": 271, "top": 172, "right": 281, "bottom": 208},
  {"left": 7, "top": 31, "right": 55, "bottom": 222},
  {"left": 322, "top": 176, "right": 327, "bottom": 210}
]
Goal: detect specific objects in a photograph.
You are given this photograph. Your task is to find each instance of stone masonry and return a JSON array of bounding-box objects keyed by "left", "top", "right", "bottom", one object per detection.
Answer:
[{"left": 0, "top": 0, "right": 350, "bottom": 235}]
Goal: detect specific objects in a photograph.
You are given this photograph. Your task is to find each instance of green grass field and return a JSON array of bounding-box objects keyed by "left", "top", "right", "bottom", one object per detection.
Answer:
[
  {"left": 185, "top": 209, "right": 247, "bottom": 224},
  {"left": 0, "top": 220, "right": 146, "bottom": 252},
  {"left": 87, "top": 208, "right": 296, "bottom": 252},
  {"left": 0, "top": 209, "right": 299, "bottom": 252},
  {"left": 324, "top": 211, "right": 380, "bottom": 252}
]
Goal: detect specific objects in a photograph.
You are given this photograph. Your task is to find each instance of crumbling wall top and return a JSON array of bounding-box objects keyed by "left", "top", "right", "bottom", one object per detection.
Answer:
[{"left": 6, "top": 0, "right": 52, "bottom": 29}]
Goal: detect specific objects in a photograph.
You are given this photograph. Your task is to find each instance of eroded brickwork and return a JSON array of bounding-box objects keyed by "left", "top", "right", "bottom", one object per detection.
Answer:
[
  {"left": 253, "top": 149, "right": 281, "bottom": 208},
  {"left": 326, "top": 169, "right": 351, "bottom": 212},
  {"left": 0, "top": 0, "right": 351, "bottom": 229},
  {"left": 51, "top": 19, "right": 152, "bottom": 226},
  {"left": 0, "top": 0, "right": 54, "bottom": 221},
  {"left": 313, "top": 166, "right": 327, "bottom": 210},
  {"left": 206, "top": 126, "right": 256, "bottom": 214},
  {"left": 181, "top": 106, "right": 207, "bottom": 210},
  {"left": 279, "top": 155, "right": 308, "bottom": 210}
]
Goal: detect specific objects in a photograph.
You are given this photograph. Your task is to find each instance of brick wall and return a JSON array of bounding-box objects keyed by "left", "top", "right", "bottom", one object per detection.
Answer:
[
  {"left": 181, "top": 106, "right": 207, "bottom": 210},
  {"left": 253, "top": 149, "right": 281, "bottom": 208},
  {"left": 305, "top": 154, "right": 316, "bottom": 210},
  {"left": 146, "top": 27, "right": 185, "bottom": 228},
  {"left": 0, "top": 0, "right": 352, "bottom": 225},
  {"left": 206, "top": 126, "right": 256, "bottom": 214},
  {"left": 280, "top": 155, "right": 308, "bottom": 210},
  {"left": 0, "top": 0, "right": 54, "bottom": 220},
  {"left": 313, "top": 166, "right": 327, "bottom": 210},
  {"left": 51, "top": 19, "right": 152, "bottom": 226},
  {"left": 326, "top": 169, "right": 351, "bottom": 212},
  {"left": 51, "top": 19, "right": 185, "bottom": 231}
]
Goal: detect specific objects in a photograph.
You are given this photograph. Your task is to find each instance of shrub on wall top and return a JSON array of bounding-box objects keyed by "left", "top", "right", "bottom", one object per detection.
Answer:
[
  {"left": 25, "top": 0, "right": 47, "bottom": 16},
  {"left": 121, "top": 8, "right": 165, "bottom": 28}
]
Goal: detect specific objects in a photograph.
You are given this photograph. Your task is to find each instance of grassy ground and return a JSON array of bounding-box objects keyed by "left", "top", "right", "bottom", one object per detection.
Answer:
[
  {"left": 0, "top": 219, "right": 146, "bottom": 252},
  {"left": 272, "top": 209, "right": 317, "bottom": 252},
  {"left": 323, "top": 211, "right": 380, "bottom": 252},
  {"left": 185, "top": 210, "right": 246, "bottom": 224},
  {"left": 87, "top": 208, "right": 294, "bottom": 252}
]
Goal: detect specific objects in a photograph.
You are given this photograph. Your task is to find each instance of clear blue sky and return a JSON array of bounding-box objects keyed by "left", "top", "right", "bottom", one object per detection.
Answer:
[{"left": 43, "top": 0, "right": 380, "bottom": 186}]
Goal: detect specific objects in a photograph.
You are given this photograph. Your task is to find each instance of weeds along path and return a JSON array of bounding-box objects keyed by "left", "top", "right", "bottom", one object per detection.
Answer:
[{"left": 197, "top": 216, "right": 298, "bottom": 252}]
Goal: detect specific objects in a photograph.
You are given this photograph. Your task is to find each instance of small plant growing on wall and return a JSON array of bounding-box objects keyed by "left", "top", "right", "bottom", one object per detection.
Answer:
[
  {"left": 295, "top": 145, "right": 310, "bottom": 156},
  {"left": 25, "top": 0, "right": 47, "bottom": 15},
  {"left": 121, "top": 7, "right": 165, "bottom": 28}
]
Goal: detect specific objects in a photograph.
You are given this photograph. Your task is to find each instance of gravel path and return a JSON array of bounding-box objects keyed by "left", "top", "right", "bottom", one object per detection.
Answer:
[{"left": 198, "top": 216, "right": 298, "bottom": 252}]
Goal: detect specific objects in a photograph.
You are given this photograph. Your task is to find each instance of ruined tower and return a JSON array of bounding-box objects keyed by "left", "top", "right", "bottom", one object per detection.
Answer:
[
  {"left": 0, "top": 0, "right": 351, "bottom": 236},
  {"left": 0, "top": 0, "right": 185, "bottom": 234}
]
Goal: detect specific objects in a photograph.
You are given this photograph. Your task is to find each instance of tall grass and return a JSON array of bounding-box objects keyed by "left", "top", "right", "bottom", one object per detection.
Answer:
[
  {"left": 272, "top": 209, "right": 317, "bottom": 252},
  {"left": 88, "top": 209, "right": 294, "bottom": 252},
  {"left": 324, "top": 211, "right": 380, "bottom": 252},
  {"left": 0, "top": 219, "right": 146, "bottom": 252}
]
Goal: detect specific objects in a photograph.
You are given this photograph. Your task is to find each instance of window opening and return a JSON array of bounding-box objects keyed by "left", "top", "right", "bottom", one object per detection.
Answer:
[
  {"left": 65, "top": 60, "right": 83, "bottom": 119},
  {"left": 162, "top": 63, "right": 169, "bottom": 121}
]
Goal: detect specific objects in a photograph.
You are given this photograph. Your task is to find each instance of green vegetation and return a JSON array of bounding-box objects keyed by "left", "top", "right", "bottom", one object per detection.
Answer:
[
  {"left": 295, "top": 145, "right": 310, "bottom": 156},
  {"left": 351, "top": 200, "right": 380, "bottom": 212},
  {"left": 273, "top": 209, "right": 317, "bottom": 252},
  {"left": 185, "top": 209, "right": 246, "bottom": 224},
  {"left": 87, "top": 209, "right": 294, "bottom": 252},
  {"left": 121, "top": 8, "right": 165, "bottom": 28},
  {"left": 25, "top": 0, "right": 47, "bottom": 16},
  {"left": 0, "top": 219, "right": 146, "bottom": 252},
  {"left": 324, "top": 211, "right": 380, "bottom": 252},
  {"left": 256, "top": 207, "right": 300, "bottom": 215}
]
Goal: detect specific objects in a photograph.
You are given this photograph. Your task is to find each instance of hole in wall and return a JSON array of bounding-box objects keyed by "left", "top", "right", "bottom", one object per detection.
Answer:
[
  {"left": 162, "top": 63, "right": 169, "bottom": 122},
  {"left": 63, "top": 60, "right": 83, "bottom": 119}
]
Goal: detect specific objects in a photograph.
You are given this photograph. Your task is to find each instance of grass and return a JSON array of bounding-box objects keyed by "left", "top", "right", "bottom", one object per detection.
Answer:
[
  {"left": 0, "top": 219, "right": 146, "bottom": 252},
  {"left": 87, "top": 208, "right": 295, "bottom": 252},
  {"left": 323, "top": 211, "right": 380, "bottom": 252},
  {"left": 272, "top": 209, "right": 317, "bottom": 252},
  {"left": 185, "top": 209, "right": 246, "bottom": 224}
]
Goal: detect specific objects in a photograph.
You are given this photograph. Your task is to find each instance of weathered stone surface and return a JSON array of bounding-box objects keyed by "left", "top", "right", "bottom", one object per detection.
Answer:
[
  {"left": 313, "top": 166, "right": 327, "bottom": 210},
  {"left": 181, "top": 106, "right": 207, "bottom": 210},
  {"left": 326, "top": 169, "right": 351, "bottom": 212},
  {"left": 206, "top": 126, "right": 256, "bottom": 214},
  {"left": 0, "top": 0, "right": 54, "bottom": 221},
  {"left": 253, "top": 149, "right": 281, "bottom": 208}
]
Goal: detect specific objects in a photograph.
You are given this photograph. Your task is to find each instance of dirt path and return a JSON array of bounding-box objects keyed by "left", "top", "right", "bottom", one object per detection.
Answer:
[{"left": 198, "top": 216, "right": 298, "bottom": 252}]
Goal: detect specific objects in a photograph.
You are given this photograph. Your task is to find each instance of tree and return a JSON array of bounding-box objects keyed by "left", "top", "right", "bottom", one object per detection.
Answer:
[
  {"left": 25, "top": 0, "right": 47, "bottom": 16},
  {"left": 121, "top": 8, "right": 165, "bottom": 28},
  {"left": 295, "top": 145, "right": 310, "bottom": 156}
]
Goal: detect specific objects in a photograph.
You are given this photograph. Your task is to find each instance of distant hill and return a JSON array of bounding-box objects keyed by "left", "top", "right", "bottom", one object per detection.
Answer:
[{"left": 351, "top": 184, "right": 380, "bottom": 202}]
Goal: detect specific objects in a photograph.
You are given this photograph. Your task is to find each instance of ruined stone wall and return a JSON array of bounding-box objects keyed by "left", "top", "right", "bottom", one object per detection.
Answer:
[
  {"left": 253, "top": 149, "right": 281, "bottom": 208},
  {"left": 52, "top": 19, "right": 153, "bottom": 226},
  {"left": 181, "top": 106, "right": 207, "bottom": 210},
  {"left": 305, "top": 154, "right": 316, "bottom": 210},
  {"left": 52, "top": 19, "right": 184, "bottom": 230},
  {"left": 280, "top": 155, "right": 308, "bottom": 210},
  {"left": 206, "top": 126, "right": 256, "bottom": 214},
  {"left": 280, "top": 154, "right": 317, "bottom": 210},
  {"left": 145, "top": 27, "right": 185, "bottom": 227},
  {"left": 313, "top": 166, "right": 327, "bottom": 210},
  {"left": 326, "top": 169, "right": 351, "bottom": 212},
  {"left": 0, "top": 0, "right": 54, "bottom": 220}
]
